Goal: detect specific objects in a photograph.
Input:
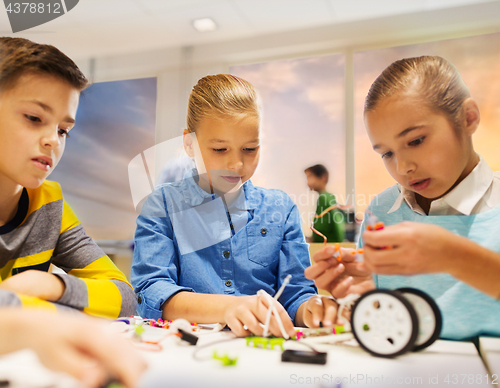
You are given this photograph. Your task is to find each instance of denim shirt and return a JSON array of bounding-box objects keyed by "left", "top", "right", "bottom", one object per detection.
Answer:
[{"left": 132, "top": 169, "right": 317, "bottom": 321}]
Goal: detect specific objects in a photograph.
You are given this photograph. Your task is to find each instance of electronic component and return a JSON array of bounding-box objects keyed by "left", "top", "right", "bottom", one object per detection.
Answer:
[
  {"left": 178, "top": 328, "right": 199, "bottom": 345},
  {"left": 281, "top": 349, "right": 327, "bottom": 365},
  {"left": 246, "top": 336, "right": 284, "bottom": 350}
]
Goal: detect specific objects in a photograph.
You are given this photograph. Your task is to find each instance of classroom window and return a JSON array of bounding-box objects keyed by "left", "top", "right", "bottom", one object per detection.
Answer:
[
  {"left": 231, "top": 55, "right": 346, "bottom": 236},
  {"left": 50, "top": 77, "right": 157, "bottom": 241}
]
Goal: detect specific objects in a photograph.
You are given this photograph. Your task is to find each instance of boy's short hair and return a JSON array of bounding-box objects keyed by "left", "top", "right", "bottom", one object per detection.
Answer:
[
  {"left": 0, "top": 37, "right": 88, "bottom": 92},
  {"left": 305, "top": 164, "right": 329, "bottom": 183}
]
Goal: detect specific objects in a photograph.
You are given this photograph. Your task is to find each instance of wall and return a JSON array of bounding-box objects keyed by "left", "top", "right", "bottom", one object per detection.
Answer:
[{"left": 74, "top": 1, "right": 500, "bottom": 218}]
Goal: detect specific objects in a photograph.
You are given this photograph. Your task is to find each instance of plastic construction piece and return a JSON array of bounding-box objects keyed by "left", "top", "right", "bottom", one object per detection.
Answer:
[
  {"left": 367, "top": 221, "right": 385, "bottom": 231},
  {"left": 365, "top": 210, "right": 382, "bottom": 230},
  {"left": 364, "top": 210, "right": 392, "bottom": 250},
  {"left": 281, "top": 349, "right": 327, "bottom": 365},
  {"left": 351, "top": 288, "right": 442, "bottom": 358},
  {"left": 139, "top": 318, "right": 201, "bottom": 331},
  {"left": 349, "top": 248, "right": 365, "bottom": 262},
  {"left": 133, "top": 324, "right": 145, "bottom": 339},
  {"left": 246, "top": 336, "right": 285, "bottom": 350},
  {"left": 295, "top": 325, "right": 347, "bottom": 340},
  {"left": 396, "top": 288, "right": 442, "bottom": 352},
  {"left": 114, "top": 317, "right": 136, "bottom": 325},
  {"left": 332, "top": 243, "right": 342, "bottom": 261},
  {"left": 212, "top": 351, "right": 238, "bottom": 366},
  {"left": 103, "top": 380, "right": 125, "bottom": 388},
  {"left": 351, "top": 289, "right": 419, "bottom": 358},
  {"left": 149, "top": 318, "right": 171, "bottom": 329},
  {"left": 178, "top": 328, "right": 199, "bottom": 345}
]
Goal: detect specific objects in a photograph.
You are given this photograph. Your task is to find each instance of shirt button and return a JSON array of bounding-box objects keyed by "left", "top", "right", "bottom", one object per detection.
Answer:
[
  {"left": 261, "top": 228, "right": 267, "bottom": 235},
  {"left": 225, "top": 280, "right": 232, "bottom": 287},
  {"left": 137, "top": 296, "right": 142, "bottom": 304},
  {"left": 223, "top": 251, "right": 230, "bottom": 258}
]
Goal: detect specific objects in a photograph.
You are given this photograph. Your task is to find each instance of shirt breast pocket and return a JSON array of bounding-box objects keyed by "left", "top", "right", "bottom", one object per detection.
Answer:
[{"left": 246, "top": 223, "right": 282, "bottom": 267}]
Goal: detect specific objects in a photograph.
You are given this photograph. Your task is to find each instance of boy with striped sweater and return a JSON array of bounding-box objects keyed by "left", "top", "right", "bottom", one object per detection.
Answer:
[{"left": 0, "top": 37, "right": 135, "bottom": 318}]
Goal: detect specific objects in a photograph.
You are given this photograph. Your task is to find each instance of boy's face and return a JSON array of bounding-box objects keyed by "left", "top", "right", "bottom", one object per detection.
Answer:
[
  {"left": 0, "top": 73, "right": 80, "bottom": 190},
  {"left": 365, "top": 92, "right": 473, "bottom": 200},
  {"left": 305, "top": 171, "right": 325, "bottom": 192},
  {"left": 184, "top": 114, "right": 260, "bottom": 194}
]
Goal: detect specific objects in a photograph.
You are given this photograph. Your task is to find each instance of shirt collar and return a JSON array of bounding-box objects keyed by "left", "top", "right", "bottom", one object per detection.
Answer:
[
  {"left": 181, "top": 168, "right": 258, "bottom": 210},
  {"left": 441, "top": 155, "right": 494, "bottom": 215},
  {"left": 387, "top": 184, "right": 427, "bottom": 215},
  {"left": 387, "top": 155, "right": 494, "bottom": 216}
]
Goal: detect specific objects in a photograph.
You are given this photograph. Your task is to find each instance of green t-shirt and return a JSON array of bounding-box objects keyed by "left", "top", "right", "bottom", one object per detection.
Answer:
[{"left": 312, "top": 191, "right": 345, "bottom": 243}]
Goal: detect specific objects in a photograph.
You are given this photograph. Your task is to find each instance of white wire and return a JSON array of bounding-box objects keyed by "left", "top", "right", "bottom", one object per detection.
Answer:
[
  {"left": 259, "top": 290, "right": 289, "bottom": 339},
  {"left": 260, "top": 274, "right": 292, "bottom": 339}
]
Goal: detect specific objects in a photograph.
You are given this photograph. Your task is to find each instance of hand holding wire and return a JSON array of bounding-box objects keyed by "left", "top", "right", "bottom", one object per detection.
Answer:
[
  {"left": 223, "top": 290, "right": 295, "bottom": 338},
  {"left": 260, "top": 274, "right": 292, "bottom": 338}
]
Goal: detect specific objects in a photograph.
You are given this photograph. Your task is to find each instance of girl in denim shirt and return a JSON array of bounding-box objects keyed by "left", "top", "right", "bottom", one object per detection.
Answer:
[{"left": 132, "top": 74, "right": 338, "bottom": 337}]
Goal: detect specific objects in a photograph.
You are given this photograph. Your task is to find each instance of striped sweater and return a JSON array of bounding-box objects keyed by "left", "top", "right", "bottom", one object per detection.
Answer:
[{"left": 0, "top": 180, "right": 135, "bottom": 318}]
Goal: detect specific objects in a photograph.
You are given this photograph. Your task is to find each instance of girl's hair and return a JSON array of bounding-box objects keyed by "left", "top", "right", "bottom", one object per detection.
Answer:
[
  {"left": 0, "top": 37, "right": 88, "bottom": 92},
  {"left": 186, "top": 74, "right": 261, "bottom": 133},
  {"left": 364, "top": 56, "right": 470, "bottom": 131}
]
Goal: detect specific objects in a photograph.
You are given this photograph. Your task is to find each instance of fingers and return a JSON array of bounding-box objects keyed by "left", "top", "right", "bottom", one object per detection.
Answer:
[
  {"left": 258, "top": 294, "right": 295, "bottom": 338},
  {"left": 4, "top": 311, "right": 146, "bottom": 388},
  {"left": 364, "top": 262, "right": 404, "bottom": 275},
  {"left": 303, "top": 296, "right": 323, "bottom": 327},
  {"left": 312, "top": 246, "right": 337, "bottom": 262},
  {"left": 313, "top": 246, "right": 355, "bottom": 263},
  {"left": 225, "top": 295, "right": 294, "bottom": 338},
  {"left": 313, "top": 263, "right": 345, "bottom": 291},
  {"left": 322, "top": 297, "right": 339, "bottom": 326},
  {"left": 330, "top": 276, "right": 353, "bottom": 299},
  {"left": 350, "top": 279, "right": 376, "bottom": 295},
  {"left": 40, "top": 343, "right": 108, "bottom": 388},
  {"left": 239, "top": 309, "right": 264, "bottom": 337},
  {"left": 339, "top": 248, "right": 356, "bottom": 262},
  {"left": 305, "top": 260, "right": 337, "bottom": 280},
  {"left": 73, "top": 322, "right": 147, "bottom": 388},
  {"left": 362, "top": 223, "right": 408, "bottom": 248},
  {"left": 363, "top": 245, "right": 402, "bottom": 271},
  {"left": 226, "top": 315, "right": 251, "bottom": 337},
  {"left": 303, "top": 296, "right": 338, "bottom": 328}
]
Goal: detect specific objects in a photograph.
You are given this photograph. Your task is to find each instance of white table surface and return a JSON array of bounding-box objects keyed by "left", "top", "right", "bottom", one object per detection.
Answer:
[
  {"left": 138, "top": 326, "right": 493, "bottom": 388},
  {"left": 479, "top": 337, "right": 500, "bottom": 377},
  {"left": 0, "top": 325, "right": 495, "bottom": 388}
]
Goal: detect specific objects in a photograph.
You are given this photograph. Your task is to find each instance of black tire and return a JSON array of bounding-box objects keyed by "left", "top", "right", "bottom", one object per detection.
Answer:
[
  {"left": 351, "top": 289, "right": 419, "bottom": 358},
  {"left": 396, "top": 287, "right": 442, "bottom": 352}
]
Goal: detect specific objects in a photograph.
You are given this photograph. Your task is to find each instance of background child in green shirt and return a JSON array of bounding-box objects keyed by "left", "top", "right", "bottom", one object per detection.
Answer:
[{"left": 305, "top": 164, "right": 345, "bottom": 243}]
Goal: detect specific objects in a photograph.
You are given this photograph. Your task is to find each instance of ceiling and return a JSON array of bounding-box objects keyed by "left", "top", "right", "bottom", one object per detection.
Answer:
[{"left": 0, "top": 0, "right": 498, "bottom": 60}]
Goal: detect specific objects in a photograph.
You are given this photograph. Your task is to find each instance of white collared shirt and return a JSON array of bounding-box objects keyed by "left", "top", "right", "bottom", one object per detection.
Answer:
[{"left": 388, "top": 155, "right": 500, "bottom": 216}]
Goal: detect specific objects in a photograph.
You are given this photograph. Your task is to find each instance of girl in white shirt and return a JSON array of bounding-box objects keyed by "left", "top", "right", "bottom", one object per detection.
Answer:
[{"left": 306, "top": 56, "right": 500, "bottom": 339}]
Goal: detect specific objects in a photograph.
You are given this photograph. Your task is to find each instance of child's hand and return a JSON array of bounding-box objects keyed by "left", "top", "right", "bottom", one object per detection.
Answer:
[
  {"left": 6, "top": 310, "right": 146, "bottom": 388},
  {"left": 362, "top": 221, "right": 455, "bottom": 275},
  {"left": 0, "top": 270, "right": 65, "bottom": 302},
  {"left": 305, "top": 246, "right": 375, "bottom": 298},
  {"left": 223, "top": 294, "right": 295, "bottom": 338},
  {"left": 299, "top": 295, "right": 339, "bottom": 328}
]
